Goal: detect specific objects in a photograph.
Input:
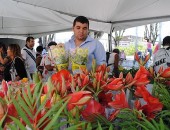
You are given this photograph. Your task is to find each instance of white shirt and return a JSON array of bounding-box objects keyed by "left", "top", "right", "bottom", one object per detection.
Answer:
[
  {"left": 40, "top": 54, "right": 55, "bottom": 82},
  {"left": 108, "top": 53, "right": 116, "bottom": 75},
  {"left": 21, "top": 46, "right": 36, "bottom": 74}
]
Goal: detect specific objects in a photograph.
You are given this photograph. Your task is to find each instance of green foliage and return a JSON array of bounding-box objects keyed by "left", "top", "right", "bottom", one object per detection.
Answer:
[
  {"left": 113, "top": 109, "right": 140, "bottom": 130},
  {"left": 117, "top": 44, "right": 146, "bottom": 56},
  {"left": 152, "top": 82, "right": 170, "bottom": 110},
  {"left": 120, "top": 67, "right": 138, "bottom": 77},
  {"left": 135, "top": 118, "right": 169, "bottom": 130},
  {"left": 6, "top": 81, "right": 69, "bottom": 130}
]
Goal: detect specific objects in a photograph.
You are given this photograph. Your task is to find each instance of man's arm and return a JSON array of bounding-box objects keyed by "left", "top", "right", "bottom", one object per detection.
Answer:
[
  {"left": 21, "top": 49, "right": 27, "bottom": 60},
  {"left": 94, "top": 41, "right": 106, "bottom": 65}
]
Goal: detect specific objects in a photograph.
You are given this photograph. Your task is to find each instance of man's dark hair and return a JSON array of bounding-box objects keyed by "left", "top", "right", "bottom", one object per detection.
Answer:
[
  {"left": 163, "top": 36, "right": 170, "bottom": 46},
  {"left": 48, "top": 41, "right": 57, "bottom": 47},
  {"left": 113, "top": 49, "right": 120, "bottom": 54},
  {"left": 26, "top": 36, "right": 34, "bottom": 42},
  {"left": 36, "top": 46, "right": 43, "bottom": 52},
  {"left": 73, "top": 16, "right": 89, "bottom": 28}
]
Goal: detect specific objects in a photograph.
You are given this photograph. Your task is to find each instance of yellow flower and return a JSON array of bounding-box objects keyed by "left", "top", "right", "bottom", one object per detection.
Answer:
[
  {"left": 41, "top": 95, "right": 46, "bottom": 104},
  {"left": 22, "top": 78, "right": 28, "bottom": 83},
  {"left": 77, "top": 48, "right": 83, "bottom": 55}
]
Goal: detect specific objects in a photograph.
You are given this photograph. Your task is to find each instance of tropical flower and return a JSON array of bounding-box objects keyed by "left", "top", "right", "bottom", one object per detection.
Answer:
[{"left": 81, "top": 99, "right": 105, "bottom": 122}]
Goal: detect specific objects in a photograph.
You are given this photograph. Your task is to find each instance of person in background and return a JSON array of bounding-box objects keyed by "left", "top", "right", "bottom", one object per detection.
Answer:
[
  {"left": 119, "top": 50, "right": 126, "bottom": 65},
  {"left": 0, "top": 44, "right": 11, "bottom": 81},
  {"left": 64, "top": 16, "right": 106, "bottom": 72},
  {"left": 107, "top": 49, "right": 120, "bottom": 78},
  {"left": 36, "top": 45, "right": 43, "bottom": 67},
  {"left": 21, "top": 37, "right": 36, "bottom": 79},
  {"left": 40, "top": 41, "right": 57, "bottom": 81},
  {"left": 5, "top": 44, "right": 27, "bottom": 81},
  {"left": 36, "top": 45, "right": 44, "bottom": 75},
  {"left": 153, "top": 36, "right": 170, "bottom": 73}
]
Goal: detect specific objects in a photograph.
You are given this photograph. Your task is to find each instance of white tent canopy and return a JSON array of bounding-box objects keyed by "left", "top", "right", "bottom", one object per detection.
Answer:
[{"left": 1, "top": 0, "right": 170, "bottom": 38}]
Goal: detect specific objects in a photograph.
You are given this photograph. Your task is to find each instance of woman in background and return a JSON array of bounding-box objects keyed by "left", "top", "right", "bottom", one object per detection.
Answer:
[
  {"left": 107, "top": 48, "right": 120, "bottom": 78},
  {"left": 5, "top": 44, "right": 27, "bottom": 81},
  {"left": 0, "top": 44, "right": 11, "bottom": 81}
]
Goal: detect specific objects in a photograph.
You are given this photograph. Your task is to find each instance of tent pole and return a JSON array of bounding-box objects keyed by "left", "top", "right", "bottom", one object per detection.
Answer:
[{"left": 108, "top": 24, "right": 114, "bottom": 52}]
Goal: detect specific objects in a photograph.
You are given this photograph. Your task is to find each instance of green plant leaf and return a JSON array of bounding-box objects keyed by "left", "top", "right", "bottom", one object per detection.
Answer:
[
  {"left": 12, "top": 97, "right": 33, "bottom": 129},
  {"left": 22, "top": 88, "right": 32, "bottom": 109},
  {"left": 66, "top": 122, "right": 86, "bottom": 130},
  {"left": 8, "top": 116, "right": 27, "bottom": 130},
  {"left": 17, "top": 94, "right": 33, "bottom": 118},
  {"left": 43, "top": 99, "right": 69, "bottom": 130}
]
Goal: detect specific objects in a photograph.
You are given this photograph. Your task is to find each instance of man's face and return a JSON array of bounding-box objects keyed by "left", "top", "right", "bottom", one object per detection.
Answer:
[
  {"left": 73, "top": 22, "right": 89, "bottom": 41},
  {"left": 27, "top": 38, "right": 35, "bottom": 48}
]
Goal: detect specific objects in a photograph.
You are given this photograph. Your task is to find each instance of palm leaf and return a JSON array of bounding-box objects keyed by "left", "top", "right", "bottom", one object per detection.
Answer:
[
  {"left": 37, "top": 98, "right": 67, "bottom": 127},
  {"left": 43, "top": 99, "right": 69, "bottom": 130},
  {"left": 8, "top": 116, "right": 27, "bottom": 130},
  {"left": 17, "top": 94, "right": 33, "bottom": 118},
  {"left": 12, "top": 97, "right": 33, "bottom": 129}
]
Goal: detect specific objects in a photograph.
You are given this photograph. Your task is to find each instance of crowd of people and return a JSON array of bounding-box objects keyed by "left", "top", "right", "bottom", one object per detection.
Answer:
[{"left": 0, "top": 15, "right": 169, "bottom": 83}]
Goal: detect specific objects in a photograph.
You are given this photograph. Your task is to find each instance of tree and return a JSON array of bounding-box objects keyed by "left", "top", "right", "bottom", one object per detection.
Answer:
[
  {"left": 112, "top": 30, "right": 125, "bottom": 47},
  {"left": 38, "top": 34, "right": 55, "bottom": 49},
  {"left": 144, "top": 23, "right": 159, "bottom": 46}
]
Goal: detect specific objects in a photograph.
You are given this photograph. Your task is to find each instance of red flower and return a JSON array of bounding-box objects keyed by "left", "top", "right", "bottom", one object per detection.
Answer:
[
  {"left": 67, "top": 91, "right": 92, "bottom": 111},
  {"left": 5, "top": 104, "right": 18, "bottom": 123},
  {"left": 108, "top": 91, "right": 129, "bottom": 109},
  {"left": 98, "top": 92, "right": 113, "bottom": 107},
  {"left": 134, "top": 85, "right": 148, "bottom": 98},
  {"left": 105, "top": 78, "right": 124, "bottom": 91},
  {"left": 160, "top": 67, "right": 170, "bottom": 78},
  {"left": 51, "top": 69, "right": 71, "bottom": 83},
  {"left": 0, "top": 91, "right": 5, "bottom": 98},
  {"left": 51, "top": 69, "right": 71, "bottom": 95},
  {"left": 81, "top": 99, "right": 105, "bottom": 122}
]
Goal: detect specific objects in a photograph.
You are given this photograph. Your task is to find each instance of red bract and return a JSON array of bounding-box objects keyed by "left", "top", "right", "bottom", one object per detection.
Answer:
[
  {"left": 51, "top": 69, "right": 71, "bottom": 83},
  {"left": 159, "top": 67, "right": 170, "bottom": 78},
  {"left": 2, "top": 80, "right": 8, "bottom": 95},
  {"left": 108, "top": 91, "right": 129, "bottom": 109},
  {"left": 134, "top": 85, "right": 148, "bottom": 98},
  {"left": 51, "top": 69, "right": 71, "bottom": 95},
  {"left": 81, "top": 99, "right": 105, "bottom": 122},
  {"left": 135, "top": 90, "right": 163, "bottom": 120},
  {"left": 105, "top": 78, "right": 124, "bottom": 91},
  {"left": 67, "top": 91, "right": 92, "bottom": 111},
  {"left": 0, "top": 91, "right": 5, "bottom": 98},
  {"left": 134, "top": 67, "right": 150, "bottom": 86},
  {"left": 5, "top": 104, "right": 18, "bottom": 123}
]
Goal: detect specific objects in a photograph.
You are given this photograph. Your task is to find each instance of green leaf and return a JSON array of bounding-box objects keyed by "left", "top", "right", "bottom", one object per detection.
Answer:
[
  {"left": 37, "top": 98, "right": 64, "bottom": 127},
  {"left": 8, "top": 116, "right": 27, "bottom": 130},
  {"left": 43, "top": 99, "right": 69, "bottom": 130},
  {"left": 22, "top": 88, "right": 32, "bottom": 109},
  {"left": 97, "top": 121, "right": 102, "bottom": 130},
  {"left": 109, "top": 124, "right": 114, "bottom": 130},
  {"left": 17, "top": 94, "right": 33, "bottom": 118},
  {"left": 12, "top": 98, "right": 33, "bottom": 129},
  {"left": 26, "top": 83, "right": 34, "bottom": 105},
  {"left": 66, "top": 122, "right": 86, "bottom": 130}
]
